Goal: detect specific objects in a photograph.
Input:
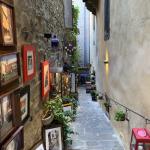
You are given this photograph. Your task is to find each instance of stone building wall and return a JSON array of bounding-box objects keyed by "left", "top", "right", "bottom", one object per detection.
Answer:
[
  {"left": 96, "top": 0, "right": 150, "bottom": 149},
  {"left": 14, "top": 0, "right": 65, "bottom": 149}
]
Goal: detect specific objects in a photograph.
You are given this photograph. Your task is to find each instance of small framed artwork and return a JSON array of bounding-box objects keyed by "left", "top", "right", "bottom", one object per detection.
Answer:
[
  {"left": 22, "top": 45, "right": 36, "bottom": 83},
  {"left": 19, "top": 85, "right": 30, "bottom": 124},
  {"left": 63, "top": 103, "right": 72, "bottom": 112},
  {"left": 0, "top": 52, "right": 19, "bottom": 87},
  {"left": 0, "top": 89, "right": 21, "bottom": 144},
  {"left": 42, "top": 124, "right": 63, "bottom": 150},
  {"left": 41, "top": 60, "right": 50, "bottom": 98},
  {"left": 1, "top": 126, "right": 24, "bottom": 150}
]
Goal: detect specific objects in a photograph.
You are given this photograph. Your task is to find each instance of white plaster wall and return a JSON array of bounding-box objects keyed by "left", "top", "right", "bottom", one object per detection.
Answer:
[{"left": 95, "top": 0, "right": 150, "bottom": 149}]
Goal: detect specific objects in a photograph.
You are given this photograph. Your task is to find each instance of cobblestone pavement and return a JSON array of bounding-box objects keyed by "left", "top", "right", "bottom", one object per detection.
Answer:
[{"left": 68, "top": 87, "right": 124, "bottom": 150}]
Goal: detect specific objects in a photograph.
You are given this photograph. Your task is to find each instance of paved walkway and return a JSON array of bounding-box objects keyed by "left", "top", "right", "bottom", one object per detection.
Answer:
[{"left": 69, "top": 87, "right": 124, "bottom": 150}]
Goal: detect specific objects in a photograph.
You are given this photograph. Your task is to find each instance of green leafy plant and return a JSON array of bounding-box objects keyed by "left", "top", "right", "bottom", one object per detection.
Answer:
[
  {"left": 91, "top": 90, "right": 98, "bottom": 97},
  {"left": 45, "top": 96, "right": 74, "bottom": 145},
  {"left": 115, "top": 109, "right": 126, "bottom": 121},
  {"left": 63, "top": 95, "right": 78, "bottom": 115}
]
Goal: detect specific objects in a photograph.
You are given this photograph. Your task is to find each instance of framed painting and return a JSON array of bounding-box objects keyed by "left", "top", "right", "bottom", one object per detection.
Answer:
[
  {"left": 19, "top": 85, "right": 30, "bottom": 124},
  {"left": 0, "top": 3, "right": 14, "bottom": 45},
  {"left": 0, "top": 52, "right": 19, "bottom": 87},
  {"left": 0, "top": 89, "right": 21, "bottom": 144},
  {"left": 22, "top": 45, "right": 36, "bottom": 83},
  {"left": 41, "top": 60, "right": 50, "bottom": 98},
  {"left": 42, "top": 124, "right": 63, "bottom": 150},
  {"left": 1, "top": 126, "right": 24, "bottom": 150},
  {"left": 63, "top": 103, "right": 72, "bottom": 112}
]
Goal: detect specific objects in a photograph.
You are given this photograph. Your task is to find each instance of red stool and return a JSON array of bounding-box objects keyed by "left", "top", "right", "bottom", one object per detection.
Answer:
[{"left": 130, "top": 128, "right": 150, "bottom": 150}]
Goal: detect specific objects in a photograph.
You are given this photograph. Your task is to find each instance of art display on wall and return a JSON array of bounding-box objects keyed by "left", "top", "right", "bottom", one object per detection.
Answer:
[
  {"left": 19, "top": 85, "right": 30, "bottom": 123},
  {"left": 0, "top": 95, "right": 13, "bottom": 141},
  {"left": 1, "top": 126, "right": 24, "bottom": 150},
  {"left": 63, "top": 103, "right": 72, "bottom": 112},
  {"left": 0, "top": 3, "right": 14, "bottom": 45},
  {"left": 0, "top": 53, "right": 18, "bottom": 86},
  {"left": 43, "top": 125, "right": 63, "bottom": 150},
  {"left": 41, "top": 60, "right": 50, "bottom": 97},
  {"left": 22, "top": 45, "right": 36, "bottom": 83}
]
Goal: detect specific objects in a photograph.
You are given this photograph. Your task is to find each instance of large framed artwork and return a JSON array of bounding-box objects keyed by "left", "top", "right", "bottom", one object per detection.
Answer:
[
  {"left": 0, "top": 52, "right": 19, "bottom": 87},
  {"left": 22, "top": 45, "right": 36, "bottom": 83},
  {"left": 0, "top": 0, "right": 17, "bottom": 48},
  {"left": 19, "top": 85, "right": 30, "bottom": 124},
  {"left": 0, "top": 3, "right": 13, "bottom": 45},
  {"left": 0, "top": 89, "right": 21, "bottom": 144},
  {"left": 1, "top": 126, "right": 24, "bottom": 150},
  {"left": 41, "top": 60, "right": 50, "bottom": 98},
  {"left": 42, "top": 124, "right": 63, "bottom": 150}
]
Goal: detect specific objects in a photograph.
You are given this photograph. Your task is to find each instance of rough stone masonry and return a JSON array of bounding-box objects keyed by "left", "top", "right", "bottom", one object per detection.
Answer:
[{"left": 14, "top": 0, "right": 65, "bottom": 149}]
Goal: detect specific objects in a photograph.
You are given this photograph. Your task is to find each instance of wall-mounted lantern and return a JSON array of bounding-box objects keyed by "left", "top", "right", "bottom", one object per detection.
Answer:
[
  {"left": 51, "top": 35, "right": 59, "bottom": 48},
  {"left": 130, "top": 128, "right": 150, "bottom": 150},
  {"left": 104, "top": 59, "right": 109, "bottom": 64}
]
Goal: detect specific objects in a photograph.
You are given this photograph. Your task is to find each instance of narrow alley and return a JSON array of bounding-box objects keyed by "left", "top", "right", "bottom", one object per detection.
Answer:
[{"left": 69, "top": 87, "right": 124, "bottom": 150}]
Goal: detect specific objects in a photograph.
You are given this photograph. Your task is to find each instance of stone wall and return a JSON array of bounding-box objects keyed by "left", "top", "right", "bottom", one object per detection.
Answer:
[
  {"left": 14, "top": 0, "right": 65, "bottom": 149},
  {"left": 96, "top": 0, "right": 150, "bottom": 149}
]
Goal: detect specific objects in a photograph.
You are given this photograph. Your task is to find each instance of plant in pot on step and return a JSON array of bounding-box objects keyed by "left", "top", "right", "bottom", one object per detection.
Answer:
[
  {"left": 41, "top": 107, "right": 54, "bottom": 126},
  {"left": 91, "top": 90, "right": 98, "bottom": 101},
  {"left": 104, "top": 101, "right": 111, "bottom": 112},
  {"left": 114, "top": 109, "right": 126, "bottom": 121}
]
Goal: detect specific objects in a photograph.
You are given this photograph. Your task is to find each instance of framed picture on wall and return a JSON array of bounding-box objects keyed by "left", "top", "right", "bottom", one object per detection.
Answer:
[
  {"left": 63, "top": 103, "right": 72, "bottom": 112},
  {"left": 1, "top": 126, "right": 24, "bottom": 150},
  {"left": 42, "top": 124, "right": 63, "bottom": 150},
  {"left": 0, "top": 52, "right": 19, "bottom": 87},
  {"left": 0, "top": 89, "right": 21, "bottom": 144},
  {"left": 0, "top": 3, "right": 14, "bottom": 45},
  {"left": 22, "top": 45, "right": 36, "bottom": 83},
  {"left": 41, "top": 60, "right": 49, "bottom": 98},
  {"left": 19, "top": 85, "right": 30, "bottom": 124}
]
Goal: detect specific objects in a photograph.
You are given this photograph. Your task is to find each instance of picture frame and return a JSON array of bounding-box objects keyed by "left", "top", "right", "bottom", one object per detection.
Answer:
[
  {"left": 63, "top": 103, "right": 72, "bottom": 112},
  {"left": 19, "top": 85, "right": 30, "bottom": 124},
  {"left": 1, "top": 126, "right": 24, "bottom": 150},
  {"left": 0, "top": 52, "right": 19, "bottom": 87},
  {"left": 0, "top": 0, "right": 17, "bottom": 49},
  {"left": 41, "top": 60, "right": 50, "bottom": 98},
  {"left": 0, "top": 88, "right": 21, "bottom": 144},
  {"left": 22, "top": 45, "right": 36, "bottom": 83},
  {"left": 42, "top": 123, "right": 63, "bottom": 150}
]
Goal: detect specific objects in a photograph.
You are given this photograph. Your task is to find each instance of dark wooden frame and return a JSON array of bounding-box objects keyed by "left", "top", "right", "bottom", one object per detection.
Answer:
[
  {"left": 19, "top": 85, "right": 30, "bottom": 124},
  {"left": 22, "top": 45, "right": 36, "bottom": 83},
  {"left": 42, "top": 122, "right": 64, "bottom": 150},
  {"left": 0, "top": 52, "right": 19, "bottom": 88},
  {"left": 0, "top": 0, "right": 17, "bottom": 51},
  {"left": 1, "top": 126, "right": 24, "bottom": 150},
  {"left": 41, "top": 60, "right": 49, "bottom": 98},
  {"left": 0, "top": 87, "right": 21, "bottom": 145}
]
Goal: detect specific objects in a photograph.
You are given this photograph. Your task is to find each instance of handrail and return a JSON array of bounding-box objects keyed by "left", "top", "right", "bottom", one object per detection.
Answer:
[{"left": 101, "top": 93, "right": 150, "bottom": 124}]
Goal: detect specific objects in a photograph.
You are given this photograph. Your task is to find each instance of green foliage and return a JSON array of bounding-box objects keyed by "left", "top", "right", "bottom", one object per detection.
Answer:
[
  {"left": 45, "top": 96, "right": 74, "bottom": 145},
  {"left": 91, "top": 90, "right": 98, "bottom": 97},
  {"left": 115, "top": 109, "right": 125, "bottom": 121},
  {"left": 72, "top": 5, "right": 80, "bottom": 37},
  {"left": 104, "top": 102, "right": 110, "bottom": 108},
  {"left": 71, "top": 46, "right": 80, "bottom": 66}
]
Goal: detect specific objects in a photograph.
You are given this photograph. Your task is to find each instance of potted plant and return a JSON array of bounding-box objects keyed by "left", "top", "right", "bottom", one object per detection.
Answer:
[
  {"left": 115, "top": 109, "right": 126, "bottom": 121},
  {"left": 41, "top": 109, "right": 54, "bottom": 126},
  {"left": 91, "top": 90, "right": 98, "bottom": 101},
  {"left": 104, "top": 101, "right": 110, "bottom": 112}
]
